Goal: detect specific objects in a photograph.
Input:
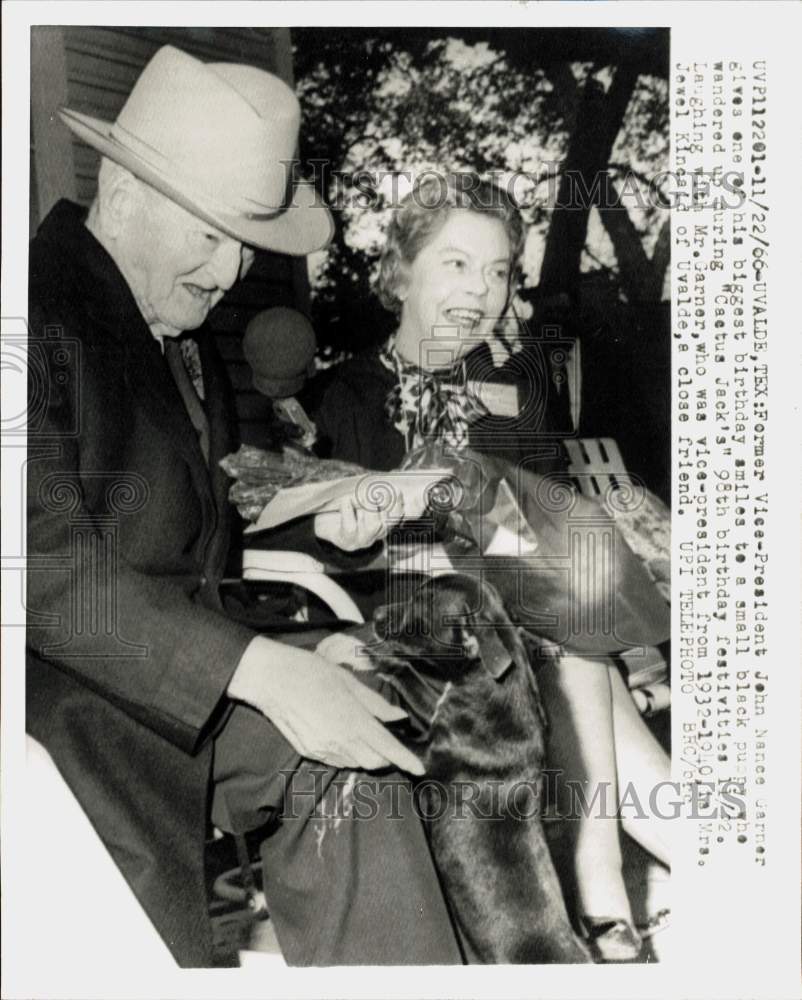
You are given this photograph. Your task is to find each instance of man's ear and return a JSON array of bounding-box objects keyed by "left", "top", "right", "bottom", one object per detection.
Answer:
[{"left": 96, "top": 163, "right": 141, "bottom": 239}]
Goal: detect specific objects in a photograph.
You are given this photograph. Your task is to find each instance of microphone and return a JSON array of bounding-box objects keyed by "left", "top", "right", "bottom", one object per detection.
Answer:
[{"left": 242, "top": 307, "right": 318, "bottom": 445}]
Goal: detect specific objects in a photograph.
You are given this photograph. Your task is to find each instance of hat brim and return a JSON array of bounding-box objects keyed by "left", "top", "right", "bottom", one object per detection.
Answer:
[{"left": 59, "top": 107, "right": 334, "bottom": 256}]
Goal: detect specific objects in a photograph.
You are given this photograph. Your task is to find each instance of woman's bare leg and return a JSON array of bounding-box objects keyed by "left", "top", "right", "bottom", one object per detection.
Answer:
[
  {"left": 539, "top": 654, "right": 632, "bottom": 920},
  {"left": 608, "top": 664, "right": 671, "bottom": 868}
]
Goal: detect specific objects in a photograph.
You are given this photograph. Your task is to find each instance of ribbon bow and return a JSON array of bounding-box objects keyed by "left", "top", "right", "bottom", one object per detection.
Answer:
[{"left": 380, "top": 341, "right": 488, "bottom": 452}]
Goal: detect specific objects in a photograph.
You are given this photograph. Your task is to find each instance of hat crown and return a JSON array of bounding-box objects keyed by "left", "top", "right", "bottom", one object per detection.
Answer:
[
  {"left": 111, "top": 45, "right": 298, "bottom": 209},
  {"left": 58, "top": 44, "right": 334, "bottom": 254}
]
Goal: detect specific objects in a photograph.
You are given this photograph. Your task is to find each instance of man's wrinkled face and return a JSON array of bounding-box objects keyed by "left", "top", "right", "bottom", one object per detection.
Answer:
[{"left": 122, "top": 185, "right": 256, "bottom": 335}]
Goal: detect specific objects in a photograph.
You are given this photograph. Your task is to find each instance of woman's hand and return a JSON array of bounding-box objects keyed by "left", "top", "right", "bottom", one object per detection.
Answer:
[
  {"left": 314, "top": 494, "right": 394, "bottom": 551},
  {"left": 315, "top": 631, "right": 373, "bottom": 672},
  {"left": 228, "top": 636, "right": 423, "bottom": 774}
]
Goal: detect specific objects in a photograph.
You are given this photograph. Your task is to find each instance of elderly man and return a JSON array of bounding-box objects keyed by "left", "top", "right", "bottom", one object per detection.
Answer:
[{"left": 26, "top": 46, "right": 460, "bottom": 967}]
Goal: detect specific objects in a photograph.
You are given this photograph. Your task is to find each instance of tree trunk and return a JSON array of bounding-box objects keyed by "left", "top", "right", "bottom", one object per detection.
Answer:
[
  {"left": 537, "top": 64, "right": 640, "bottom": 303},
  {"left": 646, "top": 217, "right": 671, "bottom": 301},
  {"left": 598, "top": 177, "right": 670, "bottom": 302}
]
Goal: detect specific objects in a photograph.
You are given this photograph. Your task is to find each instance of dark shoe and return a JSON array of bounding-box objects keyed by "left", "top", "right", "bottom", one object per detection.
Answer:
[{"left": 579, "top": 916, "right": 643, "bottom": 963}]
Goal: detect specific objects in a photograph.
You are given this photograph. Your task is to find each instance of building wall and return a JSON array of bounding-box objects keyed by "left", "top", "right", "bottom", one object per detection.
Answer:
[{"left": 30, "top": 25, "right": 309, "bottom": 444}]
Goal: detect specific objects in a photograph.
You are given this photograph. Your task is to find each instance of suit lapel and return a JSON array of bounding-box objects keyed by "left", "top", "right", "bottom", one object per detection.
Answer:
[
  {"left": 198, "top": 335, "right": 233, "bottom": 496},
  {"left": 50, "top": 203, "right": 218, "bottom": 535},
  {"left": 127, "top": 332, "right": 214, "bottom": 490},
  {"left": 196, "top": 328, "right": 238, "bottom": 578},
  {"left": 85, "top": 296, "right": 215, "bottom": 512}
]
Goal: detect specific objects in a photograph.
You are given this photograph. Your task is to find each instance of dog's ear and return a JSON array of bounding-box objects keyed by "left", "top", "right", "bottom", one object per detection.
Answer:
[
  {"left": 458, "top": 623, "right": 515, "bottom": 680},
  {"left": 518, "top": 629, "right": 561, "bottom": 668},
  {"left": 372, "top": 600, "right": 410, "bottom": 641}
]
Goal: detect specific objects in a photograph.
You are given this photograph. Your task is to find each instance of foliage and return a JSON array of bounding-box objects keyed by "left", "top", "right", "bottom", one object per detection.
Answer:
[{"left": 292, "top": 29, "right": 669, "bottom": 352}]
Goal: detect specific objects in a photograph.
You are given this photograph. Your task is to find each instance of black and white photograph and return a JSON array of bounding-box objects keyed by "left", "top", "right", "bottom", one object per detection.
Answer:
[{"left": 2, "top": 5, "right": 799, "bottom": 999}]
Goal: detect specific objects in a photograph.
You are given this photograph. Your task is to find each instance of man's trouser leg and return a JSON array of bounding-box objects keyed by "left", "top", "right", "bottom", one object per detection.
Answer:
[{"left": 212, "top": 702, "right": 462, "bottom": 966}]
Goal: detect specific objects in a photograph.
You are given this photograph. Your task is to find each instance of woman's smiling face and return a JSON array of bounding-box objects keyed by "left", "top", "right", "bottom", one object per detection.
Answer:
[{"left": 395, "top": 209, "right": 512, "bottom": 370}]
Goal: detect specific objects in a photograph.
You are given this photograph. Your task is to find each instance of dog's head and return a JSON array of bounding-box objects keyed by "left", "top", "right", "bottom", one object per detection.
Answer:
[
  {"left": 370, "top": 573, "right": 552, "bottom": 739},
  {"left": 375, "top": 574, "right": 522, "bottom": 676}
]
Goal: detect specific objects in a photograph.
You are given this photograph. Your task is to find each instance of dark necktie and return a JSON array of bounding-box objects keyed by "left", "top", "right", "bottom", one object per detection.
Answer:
[{"left": 165, "top": 338, "right": 210, "bottom": 464}]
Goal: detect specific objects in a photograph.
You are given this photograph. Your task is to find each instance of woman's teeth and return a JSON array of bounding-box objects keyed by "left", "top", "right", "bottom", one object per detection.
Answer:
[{"left": 446, "top": 308, "right": 483, "bottom": 326}]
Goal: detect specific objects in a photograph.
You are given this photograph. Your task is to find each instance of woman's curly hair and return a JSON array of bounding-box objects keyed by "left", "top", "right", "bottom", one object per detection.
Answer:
[{"left": 376, "top": 172, "right": 525, "bottom": 315}]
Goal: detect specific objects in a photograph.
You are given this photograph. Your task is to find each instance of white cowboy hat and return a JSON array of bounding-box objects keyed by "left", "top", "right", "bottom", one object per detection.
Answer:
[{"left": 58, "top": 45, "right": 333, "bottom": 256}]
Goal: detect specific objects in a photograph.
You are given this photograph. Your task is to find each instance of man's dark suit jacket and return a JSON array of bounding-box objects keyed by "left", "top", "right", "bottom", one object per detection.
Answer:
[{"left": 26, "top": 201, "right": 257, "bottom": 966}]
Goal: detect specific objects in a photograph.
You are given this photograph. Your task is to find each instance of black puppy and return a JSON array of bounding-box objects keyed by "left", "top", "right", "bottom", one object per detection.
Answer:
[{"left": 364, "top": 572, "right": 591, "bottom": 965}]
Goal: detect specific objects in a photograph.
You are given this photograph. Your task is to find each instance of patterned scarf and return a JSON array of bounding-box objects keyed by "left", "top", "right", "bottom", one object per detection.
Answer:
[{"left": 380, "top": 340, "right": 488, "bottom": 452}]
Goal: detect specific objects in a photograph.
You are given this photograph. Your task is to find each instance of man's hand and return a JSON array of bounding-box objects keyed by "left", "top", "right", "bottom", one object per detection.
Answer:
[{"left": 227, "top": 635, "right": 423, "bottom": 775}]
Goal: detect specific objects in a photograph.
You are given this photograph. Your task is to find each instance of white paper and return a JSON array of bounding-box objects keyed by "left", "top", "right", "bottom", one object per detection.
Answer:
[{"left": 244, "top": 468, "right": 453, "bottom": 532}]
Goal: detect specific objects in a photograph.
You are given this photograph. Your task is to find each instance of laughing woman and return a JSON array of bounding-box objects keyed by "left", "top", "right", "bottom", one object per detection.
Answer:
[
  {"left": 312, "top": 176, "right": 565, "bottom": 475},
  {"left": 312, "top": 173, "right": 671, "bottom": 962}
]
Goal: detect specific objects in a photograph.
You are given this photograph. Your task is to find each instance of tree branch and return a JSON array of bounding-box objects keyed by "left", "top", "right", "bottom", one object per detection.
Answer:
[
  {"left": 542, "top": 61, "right": 581, "bottom": 130},
  {"left": 646, "top": 216, "right": 671, "bottom": 300},
  {"left": 608, "top": 162, "right": 671, "bottom": 208},
  {"left": 537, "top": 63, "right": 640, "bottom": 301},
  {"left": 597, "top": 172, "right": 652, "bottom": 300}
]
